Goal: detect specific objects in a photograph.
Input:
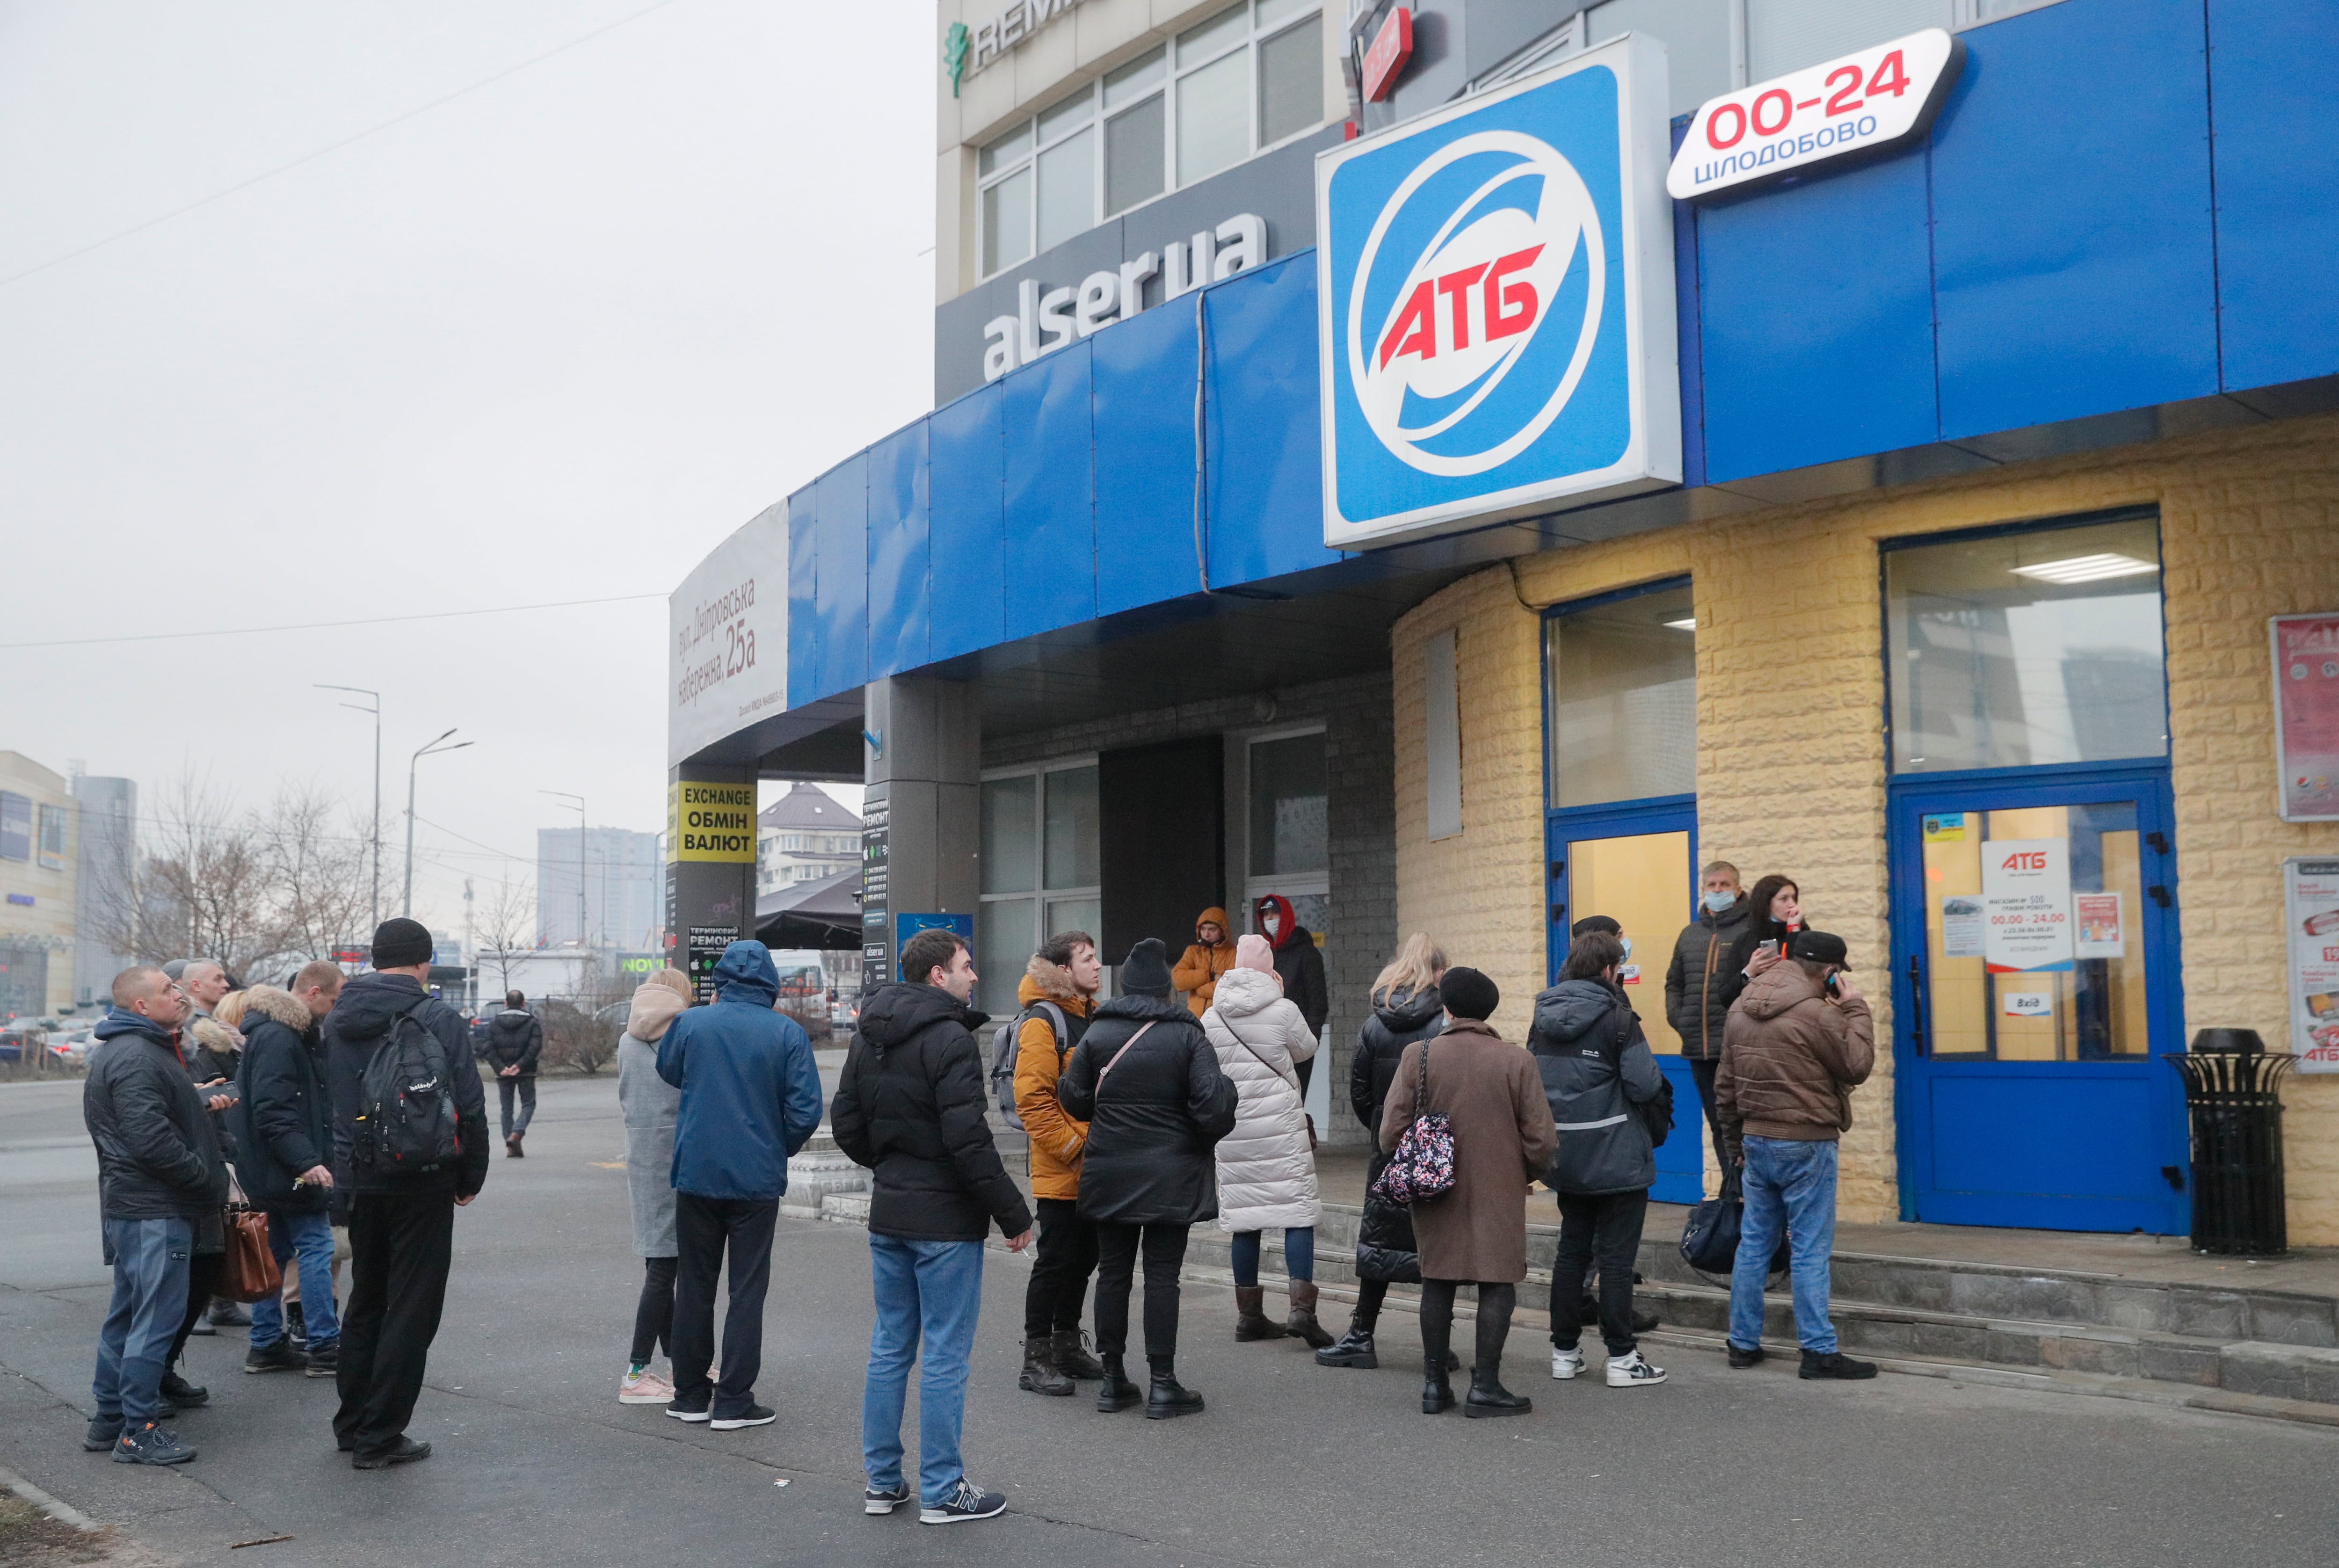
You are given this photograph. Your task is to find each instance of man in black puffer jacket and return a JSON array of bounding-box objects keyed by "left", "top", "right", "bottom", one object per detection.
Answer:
[
  {"left": 832, "top": 927, "right": 1031, "bottom": 1527},
  {"left": 478, "top": 991, "right": 544, "bottom": 1157},
  {"left": 1057, "top": 938, "right": 1238, "bottom": 1420},
  {"left": 323, "top": 919, "right": 489, "bottom": 1470},
  {"left": 230, "top": 964, "right": 345, "bottom": 1377}
]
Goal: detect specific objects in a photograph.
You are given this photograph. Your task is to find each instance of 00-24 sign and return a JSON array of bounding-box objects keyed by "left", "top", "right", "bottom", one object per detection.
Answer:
[{"left": 1665, "top": 29, "right": 1964, "bottom": 200}]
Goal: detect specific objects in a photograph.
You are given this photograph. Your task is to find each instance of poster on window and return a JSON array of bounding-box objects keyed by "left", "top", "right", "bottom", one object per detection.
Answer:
[
  {"left": 2073, "top": 892, "right": 2125, "bottom": 959},
  {"left": 2272, "top": 614, "right": 2339, "bottom": 822},
  {"left": 1940, "top": 896, "right": 1985, "bottom": 958},
  {"left": 1983, "top": 837, "right": 2073, "bottom": 974},
  {"left": 2286, "top": 857, "right": 2339, "bottom": 1073}
]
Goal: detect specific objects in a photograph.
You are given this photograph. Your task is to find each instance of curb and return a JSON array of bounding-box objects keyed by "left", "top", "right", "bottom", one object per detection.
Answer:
[{"left": 0, "top": 1461, "right": 104, "bottom": 1533}]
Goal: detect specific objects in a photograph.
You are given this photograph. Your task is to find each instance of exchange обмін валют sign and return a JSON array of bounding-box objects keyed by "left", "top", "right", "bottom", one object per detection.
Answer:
[{"left": 1315, "top": 34, "right": 1679, "bottom": 549}]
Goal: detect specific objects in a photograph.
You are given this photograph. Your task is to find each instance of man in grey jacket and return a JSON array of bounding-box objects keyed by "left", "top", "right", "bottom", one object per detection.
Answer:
[
  {"left": 1663, "top": 861, "right": 1752, "bottom": 1169},
  {"left": 82, "top": 966, "right": 229, "bottom": 1465}
]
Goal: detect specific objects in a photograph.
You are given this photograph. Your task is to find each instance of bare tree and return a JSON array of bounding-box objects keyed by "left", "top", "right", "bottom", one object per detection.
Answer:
[
  {"left": 257, "top": 780, "right": 373, "bottom": 964},
  {"left": 132, "top": 771, "right": 286, "bottom": 979},
  {"left": 472, "top": 876, "right": 536, "bottom": 1000}
]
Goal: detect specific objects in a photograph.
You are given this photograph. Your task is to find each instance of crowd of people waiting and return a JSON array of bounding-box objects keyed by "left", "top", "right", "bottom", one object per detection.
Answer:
[{"left": 77, "top": 859, "right": 1873, "bottom": 1528}]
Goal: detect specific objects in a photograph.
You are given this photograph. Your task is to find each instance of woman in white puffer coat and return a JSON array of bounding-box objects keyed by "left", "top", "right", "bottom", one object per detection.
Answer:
[{"left": 1203, "top": 936, "right": 1330, "bottom": 1348}]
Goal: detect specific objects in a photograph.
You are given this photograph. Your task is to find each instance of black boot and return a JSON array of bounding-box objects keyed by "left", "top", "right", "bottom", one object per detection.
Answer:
[
  {"left": 1051, "top": 1328, "right": 1105, "bottom": 1380},
  {"left": 1463, "top": 1366, "right": 1533, "bottom": 1417},
  {"left": 1462, "top": 1282, "right": 1529, "bottom": 1417},
  {"left": 1315, "top": 1309, "right": 1379, "bottom": 1369},
  {"left": 1144, "top": 1358, "right": 1205, "bottom": 1420},
  {"left": 1018, "top": 1337, "right": 1073, "bottom": 1396},
  {"left": 1419, "top": 1289, "right": 1456, "bottom": 1414},
  {"left": 1094, "top": 1353, "right": 1141, "bottom": 1413}
]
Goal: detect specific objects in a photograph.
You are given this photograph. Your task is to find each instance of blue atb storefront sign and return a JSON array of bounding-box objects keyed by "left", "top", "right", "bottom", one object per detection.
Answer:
[{"left": 1315, "top": 36, "right": 1680, "bottom": 549}]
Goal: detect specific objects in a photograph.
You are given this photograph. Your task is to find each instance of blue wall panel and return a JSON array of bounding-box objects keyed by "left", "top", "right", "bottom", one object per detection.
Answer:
[
  {"left": 2208, "top": 0, "right": 2339, "bottom": 390},
  {"left": 1001, "top": 342, "right": 1098, "bottom": 639},
  {"left": 1093, "top": 301, "right": 1203, "bottom": 617},
  {"left": 786, "top": 484, "right": 817, "bottom": 705},
  {"left": 1204, "top": 256, "right": 1335, "bottom": 586},
  {"left": 814, "top": 453, "right": 868, "bottom": 699},
  {"left": 926, "top": 384, "right": 1006, "bottom": 665},
  {"left": 1699, "top": 151, "right": 1938, "bottom": 481},
  {"left": 866, "top": 421, "right": 930, "bottom": 681},
  {"left": 1932, "top": 0, "right": 2219, "bottom": 439}
]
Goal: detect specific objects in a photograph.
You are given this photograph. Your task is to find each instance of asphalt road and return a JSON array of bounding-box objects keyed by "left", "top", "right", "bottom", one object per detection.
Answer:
[{"left": 4, "top": 1075, "right": 2337, "bottom": 1567}]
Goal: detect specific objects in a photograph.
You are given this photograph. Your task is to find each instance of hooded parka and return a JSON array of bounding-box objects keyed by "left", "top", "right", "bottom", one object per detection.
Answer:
[
  {"left": 324, "top": 971, "right": 491, "bottom": 1199},
  {"left": 230, "top": 987, "right": 331, "bottom": 1212},
  {"left": 1254, "top": 895, "right": 1328, "bottom": 1035},
  {"left": 1201, "top": 967, "right": 1321, "bottom": 1232},
  {"left": 1010, "top": 956, "right": 1093, "bottom": 1203},
  {"left": 1527, "top": 979, "right": 1666, "bottom": 1195},
  {"left": 1349, "top": 985, "right": 1444, "bottom": 1282},
  {"left": 84, "top": 1010, "right": 230, "bottom": 1220},
  {"left": 654, "top": 941, "right": 823, "bottom": 1201},
  {"left": 1716, "top": 964, "right": 1875, "bottom": 1144},
  {"left": 1057, "top": 992, "right": 1238, "bottom": 1226},
  {"left": 479, "top": 1008, "right": 544, "bottom": 1076},
  {"left": 1171, "top": 907, "right": 1237, "bottom": 1018},
  {"left": 618, "top": 972, "right": 689, "bottom": 1256}
]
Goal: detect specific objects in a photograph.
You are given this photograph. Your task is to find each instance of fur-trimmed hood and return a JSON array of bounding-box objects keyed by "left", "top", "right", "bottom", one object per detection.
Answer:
[
  {"left": 237, "top": 985, "right": 314, "bottom": 1035},
  {"left": 190, "top": 1016, "right": 243, "bottom": 1055},
  {"left": 1017, "top": 955, "right": 1090, "bottom": 1014}
]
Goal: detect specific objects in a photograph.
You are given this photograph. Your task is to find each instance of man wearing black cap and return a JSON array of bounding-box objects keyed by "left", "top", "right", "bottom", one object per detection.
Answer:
[
  {"left": 1716, "top": 929, "right": 1875, "bottom": 1381},
  {"left": 323, "top": 918, "right": 491, "bottom": 1467}
]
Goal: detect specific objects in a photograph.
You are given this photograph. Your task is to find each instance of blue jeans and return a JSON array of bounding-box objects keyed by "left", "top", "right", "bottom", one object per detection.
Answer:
[
  {"left": 862, "top": 1236, "right": 983, "bottom": 1507},
  {"left": 1229, "top": 1227, "right": 1314, "bottom": 1287},
  {"left": 252, "top": 1208, "right": 338, "bottom": 1350},
  {"left": 1729, "top": 1136, "right": 1840, "bottom": 1354},
  {"left": 93, "top": 1216, "right": 192, "bottom": 1425}
]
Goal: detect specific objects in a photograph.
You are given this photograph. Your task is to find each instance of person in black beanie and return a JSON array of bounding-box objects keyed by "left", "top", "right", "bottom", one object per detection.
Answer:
[
  {"left": 324, "top": 918, "right": 489, "bottom": 1469},
  {"left": 1057, "top": 937, "right": 1238, "bottom": 1419}
]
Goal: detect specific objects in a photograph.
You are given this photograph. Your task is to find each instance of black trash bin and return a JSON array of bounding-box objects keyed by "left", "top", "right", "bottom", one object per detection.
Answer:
[{"left": 2165, "top": 1028, "right": 2297, "bottom": 1256}]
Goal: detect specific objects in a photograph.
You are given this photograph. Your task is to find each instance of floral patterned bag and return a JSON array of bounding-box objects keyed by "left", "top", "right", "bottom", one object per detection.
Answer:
[{"left": 1369, "top": 1041, "right": 1454, "bottom": 1206}]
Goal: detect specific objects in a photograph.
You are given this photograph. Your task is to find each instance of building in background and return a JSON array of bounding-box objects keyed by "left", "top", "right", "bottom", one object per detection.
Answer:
[
  {"left": 68, "top": 770, "right": 137, "bottom": 1007},
  {"left": 536, "top": 826, "right": 661, "bottom": 949},
  {"left": 756, "top": 782, "right": 861, "bottom": 893},
  {"left": 0, "top": 753, "right": 79, "bottom": 1018}
]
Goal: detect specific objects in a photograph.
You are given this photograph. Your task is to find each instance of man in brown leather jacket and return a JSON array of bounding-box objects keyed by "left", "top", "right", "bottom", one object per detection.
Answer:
[{"left": 1714, "top": 930, "right": 1876, "bottom": 1381}]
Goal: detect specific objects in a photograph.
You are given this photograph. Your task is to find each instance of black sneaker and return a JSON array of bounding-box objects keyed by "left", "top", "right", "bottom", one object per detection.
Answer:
[
  {"left": 84, "top": 1415, "right": 123, "bottom": 1452},
  {"left": 864, "top": 1480, "right": 911, "bottom": 1516},
  {"left": 114, "top": 1422, "right": 196, "bottom": 1466},
  {"left": 286, "top": 1302, "right": 308, "bottom": 1350},
  {"left": 208, "top": 1299, "right": 252, "bottom": 1328},
  {"left": 351, "top": 1437, "right": 431, "bottom": 1469},
  {"left": 1727, "top": 1343, "right": 1766, "bottom": 1369},
  {"left": 919, "top": 1478, "right": 1007, "bottom": 1525},
  {"left": 665, "top": 1399, "right": 711, "bottom": 1424},
  {"left": 245, "top": 1341, "right": 308, "bottom": 1374},
  {"left": 159, "top": 1371, "right": 209, "bottom": 1407},
  {"left": 1800, "top": 1350, "right": 1878, "bottom": 1381},
  {"left": 709, "top": 1404, "right": 776, "bottom": 1430},
  {"left": 303, "top": 1342, "right": 340, "bottom": 1379}
]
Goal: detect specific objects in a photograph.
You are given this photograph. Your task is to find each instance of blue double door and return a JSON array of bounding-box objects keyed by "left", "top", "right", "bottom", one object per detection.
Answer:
[{"left": 1888, "top": 764, "right": 2190, "bottom": 1232}]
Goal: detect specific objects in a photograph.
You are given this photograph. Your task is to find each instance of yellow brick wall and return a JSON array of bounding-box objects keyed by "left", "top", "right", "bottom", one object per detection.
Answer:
[{"left": 1391, "top": 414, "right": 2339, "bottom": 1234}]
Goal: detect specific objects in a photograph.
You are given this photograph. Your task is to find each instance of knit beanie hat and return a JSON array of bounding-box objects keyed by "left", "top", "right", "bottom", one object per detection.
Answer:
[
  {"left": 370, "top": 917, "right": 435, "bottom": 969},
  {"left": 1120, "top": 937, "right": 1174, "bottom": 996},
  {"left": 1440, "top": 966, "right": 1499, "bottom": 1022},
  {"left": 1234, "top": 934, "right": 1276, "bottom": 974}
]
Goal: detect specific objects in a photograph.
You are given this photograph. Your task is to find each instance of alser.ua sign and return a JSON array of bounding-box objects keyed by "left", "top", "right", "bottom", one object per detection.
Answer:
[{"left": 1314, "top": 35, "right": 1678, "bottom": 549}]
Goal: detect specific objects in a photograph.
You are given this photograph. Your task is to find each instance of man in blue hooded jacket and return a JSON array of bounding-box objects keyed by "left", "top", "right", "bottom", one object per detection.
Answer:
[{"left": 656, "top": 940, "right": 823, "bottom": 1428}]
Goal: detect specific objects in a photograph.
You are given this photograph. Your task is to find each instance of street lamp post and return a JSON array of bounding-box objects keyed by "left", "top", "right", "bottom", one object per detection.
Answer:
[
  {"left": 316, "top": 684, "right": 381, "bottom": 930},
  {"left": 541, "top": 791, "right": 588, "bottom": 950},
  {"left": 403, "top": 728, "right": 474, "bottom": 918}
]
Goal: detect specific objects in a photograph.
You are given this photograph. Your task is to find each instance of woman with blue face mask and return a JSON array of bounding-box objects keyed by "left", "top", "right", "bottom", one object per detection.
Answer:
[{"left": 1663, "top": 862, "right": 1755, "bottom": 1169}]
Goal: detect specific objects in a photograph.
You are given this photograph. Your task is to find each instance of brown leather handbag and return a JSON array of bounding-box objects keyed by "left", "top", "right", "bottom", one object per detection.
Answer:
[{"left": 217, "top": 1172, "right": 283, "bottom": 1303}]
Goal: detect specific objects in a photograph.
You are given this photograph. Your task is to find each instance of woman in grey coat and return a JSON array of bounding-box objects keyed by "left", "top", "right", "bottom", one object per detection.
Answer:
[
  {"left": 617, "top": 968, "right": 691, "bottom": 1403},
  {"left": 1527, "top": 930, "right": 1668, "bottom": 1389}
]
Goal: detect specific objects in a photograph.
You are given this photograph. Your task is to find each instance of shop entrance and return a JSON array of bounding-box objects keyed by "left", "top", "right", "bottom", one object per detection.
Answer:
[
  {"left": 1547, "top": 799, "right": 1705, "bottom": 1205},
  {"left": 1887, "top": 769, "right": 2188, "bottom": 1232}
]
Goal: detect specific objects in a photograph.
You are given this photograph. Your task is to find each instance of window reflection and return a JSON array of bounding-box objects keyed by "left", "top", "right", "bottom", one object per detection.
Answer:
[{"left": 1545, "top": 582, "right": 1697, "bottom": 808}]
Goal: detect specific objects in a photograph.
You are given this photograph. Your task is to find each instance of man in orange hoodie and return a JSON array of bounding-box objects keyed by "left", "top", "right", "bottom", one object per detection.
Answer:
[
  {"left": 1010, "top": 931, "right": 1108, "bottom": 1396},
  {"left": 1170, "top": 907, "right": 1235, "bottom": 1019}
]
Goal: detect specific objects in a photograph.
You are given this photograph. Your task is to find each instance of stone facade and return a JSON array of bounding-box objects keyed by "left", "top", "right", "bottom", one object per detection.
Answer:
[
  {"left": 985, "top": 668, "right": 1395, "bottom": 1145},
  {"left": 1390, "top": 415, "right": 2339, "bottom": 1235}
]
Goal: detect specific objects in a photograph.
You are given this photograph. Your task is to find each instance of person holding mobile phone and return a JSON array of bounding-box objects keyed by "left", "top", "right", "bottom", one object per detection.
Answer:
[{"left": 1713, "top": 875, "right": 1804, "bottom": 1016}]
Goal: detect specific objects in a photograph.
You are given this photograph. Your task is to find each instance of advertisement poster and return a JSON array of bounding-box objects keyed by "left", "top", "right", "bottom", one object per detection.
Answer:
[
  {"left": 1983, "top": 837, "right": 2073, "bottom": 974},
  {"left": 2286, "top": 857, "right": 2339, "bottom": 1072},
  {"left": 1941, "top": 896, "right": 1985, "bottom": 958},
  {"left": 2073, "top": 892, "right": 2125, "bottom": 959},
  {"left": 2272, "top": 614, "right": 2339, "bottom": 822},
  {"left": 687, "top": 924, "right": 739, "bottom": 1005},
  {"left": 1923, "top": 812, "right": 1966, "bottom": 843}
]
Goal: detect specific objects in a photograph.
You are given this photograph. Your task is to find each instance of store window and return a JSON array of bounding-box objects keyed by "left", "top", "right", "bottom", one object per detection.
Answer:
[
  {"left": 1885, "top": 512, "right": 2168, "bottom": 774},
  {"left": 976, "top": 0, "right": 1323, "bottom": 277},
  {"left": 1244, "top": 728, "right": 1329, "bottom": 941},
  {"left": 37, "top": 805, "right": 66, "bottom": 871},
  {"left": 1544, "top": 581, "right": 1697, "bottom": 808},
  {"left": 978, "top": 762, "right": 1102, "bottom": 1016}
]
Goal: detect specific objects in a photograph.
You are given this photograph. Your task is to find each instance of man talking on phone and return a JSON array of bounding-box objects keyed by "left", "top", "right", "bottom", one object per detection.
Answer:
[{"left": 1714, "top": 930, "right": 1874, "bottom": 1381}]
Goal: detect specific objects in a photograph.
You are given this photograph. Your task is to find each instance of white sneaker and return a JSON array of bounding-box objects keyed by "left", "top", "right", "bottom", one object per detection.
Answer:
[
  {"left": 1606, "top": 1350, "right": 1667, "bottom": 1387},
  {"left": 1550, "top": 1347, "right": 1585, "bottom": 1380}
]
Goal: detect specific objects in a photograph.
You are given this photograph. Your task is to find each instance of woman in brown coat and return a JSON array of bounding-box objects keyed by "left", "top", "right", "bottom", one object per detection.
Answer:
[{"left": 1379, "top": 967, "right": 1555, "bottom": 1419}]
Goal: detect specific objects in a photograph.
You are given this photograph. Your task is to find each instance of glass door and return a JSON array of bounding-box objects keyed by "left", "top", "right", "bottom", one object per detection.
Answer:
[
  {"left": 1889, "top": 767, "right": 2187, "bottom": 1232},
  {"left": 1547, "top": 799, "right": 1704, "bottom": 1204}
]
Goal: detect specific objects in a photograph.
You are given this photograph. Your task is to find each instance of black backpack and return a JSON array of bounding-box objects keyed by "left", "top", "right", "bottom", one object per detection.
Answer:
[
  {"left": 990, "top": 1001, "right": 1068, "bottom": 1129},
  {"left": 352, "top": 1009, "right": 463, "bottom": 1174}
]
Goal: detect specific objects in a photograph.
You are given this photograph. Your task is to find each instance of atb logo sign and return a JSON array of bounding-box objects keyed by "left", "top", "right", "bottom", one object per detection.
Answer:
[
  {"left": 1349, "top": 133, "right": 1603, "bottom": 478},
  {"left": 1316, "top": 35, "right": 1678, "bottom": 549}
]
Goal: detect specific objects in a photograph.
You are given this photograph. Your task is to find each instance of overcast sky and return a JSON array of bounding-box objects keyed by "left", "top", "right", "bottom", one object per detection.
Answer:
[{"left": 0, "top": 0, "right": 925, "bottom": 937}]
